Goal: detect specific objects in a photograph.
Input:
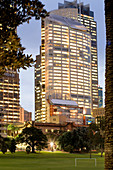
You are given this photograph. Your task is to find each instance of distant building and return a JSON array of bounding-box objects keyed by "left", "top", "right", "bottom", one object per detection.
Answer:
[
  {"left": 48, "top": 99, "right": 83, "bottom": 124},
  {"left": 92, "top": 107, "right": 105, "bottom": 118},
  {"left": 83, "top": 114, "right": 95, "bottom": 125},
  {"left": 34, "top": 122, "right": 88, "bottom": 134},
  {"left": 20, "top": 107, "right": 32, "bottom": 123},
  {"left": 98, "top": 86, "right": 103, "bottom": 108},
  {"left": 92, "top": 107, "right": 105, "bottom": 124},
  {"left": 0, "top": 70, "right": 20, "bottom": 136},
  {"left": 0, "top": 70, "right": 20, "bottom": 124}
]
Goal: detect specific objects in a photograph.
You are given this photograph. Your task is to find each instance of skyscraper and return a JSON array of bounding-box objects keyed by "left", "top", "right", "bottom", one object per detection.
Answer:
[
  {"left": 35, "top": 13, "right": 91, "bottom": 122},
  {"left": 0, "top": 70, "right": 20, "bottom": 124},
  {"left": 51, "top": 0, "right": 98, "bottom": 109}
]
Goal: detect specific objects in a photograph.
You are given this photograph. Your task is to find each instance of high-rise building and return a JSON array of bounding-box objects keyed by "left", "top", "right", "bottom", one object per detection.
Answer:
[
  {"left": 0, "top": 70, "right": 20, "bottom": 124},
  {"left": 98, "top": 86, "right": 103, "bottom": 108},
  {"left": 35, "top": 13, "right": 91, "bottom": 122},
  {"left": 51, "top": 0, "right": 98, "bottom": 109}
]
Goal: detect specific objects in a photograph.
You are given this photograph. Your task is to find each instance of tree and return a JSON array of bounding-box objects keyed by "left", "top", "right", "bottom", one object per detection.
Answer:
[
  {"left": 7, "top": 124, "right": 19, "bottom": 137},
  {"left": 87, "top": 122, "right": 105, "bottom": 157},
  {"left": 93, "top": 131, "right": 104, "bottom": 157},
  {"left": 75, "top": 127, "right": 90, "bottom": 152},
  {"left": 0, "top": 0, "right": 48, "bottom": 75},
  {"left": 9, "top": 139, "right": 16, "bottom": 153},
  {"left": 94, "top": 118, "right": 105, "bottom": 157},
  {"left": 58, "top": 131, "right": 72, "bottom": 152},
  {"left": 16, "top": 127, "right": 47, "bottom": 153},
  {"left": 71, "top": 129, "right": 82, "bottom": 152},
  {"left": 105, "top": 0, "right": 113, "bottom": 169},
  {"left": 0, "top": 135, "right": 10, "bottom": 154},
  {"left": 58, "top": 128, "right": 90, "bottom": 153}
]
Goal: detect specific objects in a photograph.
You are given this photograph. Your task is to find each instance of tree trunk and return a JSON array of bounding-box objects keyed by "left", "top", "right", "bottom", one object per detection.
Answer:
[
  {"left": 101, "top": 145, "right": 103, "bottom": 157},
  {"left": 105, "top": 0, "right": 113, "bottom": 169},
  {"left": 32, "top": 142, "right": 35, "bottom": 153},
  {"left": 89, "top": 143, "right": 91, "bottom": 159},
  {"left": 90, "top": 150, "right": 91, "bottom": 159}
]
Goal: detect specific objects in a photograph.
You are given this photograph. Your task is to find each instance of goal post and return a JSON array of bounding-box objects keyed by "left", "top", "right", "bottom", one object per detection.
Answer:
[{"left": 75, "top": 158, "right": 97, "bottom": 167}]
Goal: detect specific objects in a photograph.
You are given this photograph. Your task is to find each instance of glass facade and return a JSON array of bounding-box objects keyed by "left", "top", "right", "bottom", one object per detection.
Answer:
[
  {"left": 56, "top": 0, "right": 98, "bottom": 109},
  {"left": 35, "top": 14, "right": 91, "bottom": 122}
]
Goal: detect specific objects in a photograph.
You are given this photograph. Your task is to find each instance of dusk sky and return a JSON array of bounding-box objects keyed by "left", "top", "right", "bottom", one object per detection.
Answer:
[{"left": 17, "top": 0, "right": 106, "bottom": 120}]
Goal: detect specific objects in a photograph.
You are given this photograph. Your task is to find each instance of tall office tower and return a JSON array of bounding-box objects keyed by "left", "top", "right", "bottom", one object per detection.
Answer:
[
  {"left": 51, "top": 0, "right": 98, "bottom": 109},
  {"left": 0, "top": 70, "right": 20, "bottom": 124},
  {"left": 35, "top": 13, "right": 91, "bottom": 122},
  {"left": 98, "top": 86, "right": 103, "bottom": 108}
]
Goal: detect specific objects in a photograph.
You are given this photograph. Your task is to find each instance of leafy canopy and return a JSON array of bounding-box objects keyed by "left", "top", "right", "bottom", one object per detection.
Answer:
[
  {"left": 16, "top": 127, "right": 47, "bottom": 153},
  {"left": 0, "top": 0, "right": 48, "bottom": 75}
]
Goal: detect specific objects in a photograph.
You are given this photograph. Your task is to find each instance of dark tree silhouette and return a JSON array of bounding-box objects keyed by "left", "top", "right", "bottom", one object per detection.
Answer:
[
  {"left": 0, "top": 0, "right": 48, "bottom": 75},
  {"left": 16, "top": 127, "right": 47, "bottom": 153},
  {"left": 9, "top": 139, "right": 16, "bottom": 153}
]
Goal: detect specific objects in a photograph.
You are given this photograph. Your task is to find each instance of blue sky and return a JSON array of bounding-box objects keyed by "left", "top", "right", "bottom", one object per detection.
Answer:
[{"left": 17, "top": 0, "right": 105, "bottom": 120}]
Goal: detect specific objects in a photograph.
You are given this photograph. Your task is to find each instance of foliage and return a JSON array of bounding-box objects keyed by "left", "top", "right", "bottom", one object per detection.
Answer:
[
  {"left": 75, "top": 127, "right": 90, "bottom": 152},
  {"left": 16, "top": 127, "right": 48, "bottom": 153},
  {"left": 58, "top": 131, "right": 72, "bottom": 150},
  {"left": 0, "top": 0, "right": 48, "bottom": 75},
  {"left": 7, "top": 124, "right": 19, "bottom": 137},
  {"left": 88, "top": 122, "right": 105, "bottom": 157},
  {"left": 58, "top": 125, "right": 105, "bottom": 156},
  {"left": 58, "top": 127, "right": 90, "bottom": 153},
  {"left": 1, "top": 143, "right": 7, "bottom": 154},
  {"left": 9, "top": 139, "right": 16, "bottom": 153},
  {"left": 89, "top": 123, "right": 99, "bottom": 132},
  {"left": 0, "top": 135, "right": 10, "bottom": 154}
]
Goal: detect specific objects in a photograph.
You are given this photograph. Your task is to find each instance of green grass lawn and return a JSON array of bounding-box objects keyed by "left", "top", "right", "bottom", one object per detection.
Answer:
[{"left": 0, "top": 151, "right": 104, "bottom": 170}]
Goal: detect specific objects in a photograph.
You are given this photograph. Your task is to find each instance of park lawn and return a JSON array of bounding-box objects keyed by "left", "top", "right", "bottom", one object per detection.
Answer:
[{"left": 0, "top": 151, "right": 104, "bottom": 170}]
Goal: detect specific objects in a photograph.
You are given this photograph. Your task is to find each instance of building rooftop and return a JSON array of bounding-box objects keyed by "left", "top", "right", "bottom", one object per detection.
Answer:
[
  {"left": 58, "top": 0, "right": 94, "bottom": 17},
  {"left": 50, "top": 99, "right": 78, "bottom": 107},
  {"left": 47, "top": 14, "right": 88, "bottom": 32}
]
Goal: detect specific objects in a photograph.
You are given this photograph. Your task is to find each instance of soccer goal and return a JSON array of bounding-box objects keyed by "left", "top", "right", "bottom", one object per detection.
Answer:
[{"left": 75, "top": 158, "right": 97, "bottom": 167}]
